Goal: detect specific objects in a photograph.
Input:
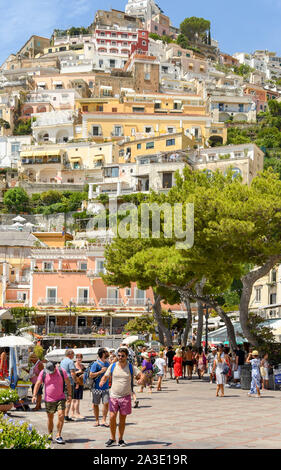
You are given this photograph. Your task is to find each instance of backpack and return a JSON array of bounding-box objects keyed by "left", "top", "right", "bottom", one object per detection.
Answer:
[
  {"left": 111, "top": 362, "right": 134, "bottom": 392},
  {"left": 42, "top": 367, "right": 66, "bottom": 394},
  {"left": 83, "top": 361, "right": 96, "bottom": 389}
]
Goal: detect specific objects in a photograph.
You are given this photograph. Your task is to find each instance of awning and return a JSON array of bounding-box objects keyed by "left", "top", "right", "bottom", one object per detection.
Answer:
[
  {"left": 112, "top": 313, "right": 144, "bottom": 318},
  {"left": 100, "top": 86, "right": 112, "bottom": 90},
  {"left": 132, "top": 174, "right": 149, "bottom": 178},
  {"left": 33, "top": 150, "right": 63, "bottom": 157},
  {"left": 93, "top": 155, "right": 104, "bottom": 161},
  {"left": 20, "top": 151, "right": 34, "bottom": 157},
  {"left": 37, "top": 82, "right": 46, "bottom": 86},
  {"left": 53, "top": 81, "right": 63, "bottom": 85},
  {"left": 70, "top": 157, "right": 81, "bottom": 162},
  {"left": 174, "top": 100, "right": 182, "bottom": 104}
]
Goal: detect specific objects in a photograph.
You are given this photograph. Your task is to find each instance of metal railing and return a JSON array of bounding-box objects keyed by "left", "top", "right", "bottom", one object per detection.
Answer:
[
  {"left": 98, "top": 298, "right": 124, "bottom": 306},
  {"left": 126, "top": 298, "right": 147, "bottom": 306},
  {"left": 70, "top": 297, "right": 96, "bottom": 306},
  {"left": 36, "top": 325, "right": 93, "bottom": 335},
  {"left": 37, "top": 297, "right": 63, "bottom": 306}
]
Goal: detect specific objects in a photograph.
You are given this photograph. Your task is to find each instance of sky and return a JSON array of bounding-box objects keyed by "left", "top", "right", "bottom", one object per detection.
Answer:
[{"left": 1, "top": 0, "right": 281, "bottom": 65}]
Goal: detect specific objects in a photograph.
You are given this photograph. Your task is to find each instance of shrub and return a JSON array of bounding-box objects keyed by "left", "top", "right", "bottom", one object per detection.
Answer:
[
  {"left": 0, "top": 414, "right": 50, "bottom": 449},
  {"left": 3, "top": 187, "right": 30, "bottom": 214},
  {"left": 0, "top": 389, "right": 19, "bottom": 405}
]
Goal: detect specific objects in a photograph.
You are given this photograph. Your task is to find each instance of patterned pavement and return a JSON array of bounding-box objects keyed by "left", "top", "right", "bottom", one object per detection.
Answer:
[{"left": 6, "top": 376, "right": 281, "bottom": 449}]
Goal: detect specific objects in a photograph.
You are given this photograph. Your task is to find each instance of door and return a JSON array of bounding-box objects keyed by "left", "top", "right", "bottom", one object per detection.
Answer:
[
  {"left": 107, "top": 288, "right": 118, "bottom": 305},
  {"left": 47, "top": 288, "right": 57, "bottom": 304},
  {"left": 163, "top": 172, "right": 172, "bottom": 189},
  {"left": 78, "top": 288, "right": 89, "bottom": 305}
]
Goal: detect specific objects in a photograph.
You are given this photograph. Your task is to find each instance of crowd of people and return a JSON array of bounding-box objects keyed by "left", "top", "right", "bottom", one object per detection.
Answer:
[{"left": 5, "top": 341, "right": 272, "bottom": 446}]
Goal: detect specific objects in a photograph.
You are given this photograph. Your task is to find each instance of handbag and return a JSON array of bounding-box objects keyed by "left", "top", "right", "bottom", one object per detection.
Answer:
[
  {"left": 222, "top": 363, "right": 230, "bottom": 375},
  {"left": 233, "top": 370, "right": 240, "bottom": 380}
]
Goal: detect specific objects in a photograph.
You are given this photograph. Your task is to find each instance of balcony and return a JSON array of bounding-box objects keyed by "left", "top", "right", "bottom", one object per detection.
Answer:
[
  {"left": 36, "top": 325, "right": 92, "bottom": 335},
  {"left": 37, "top": 298, "right": 63, "bottom": 306},
  {"left": 98, "top": 298, "right": 124, "bottom": 306},
  {"left": 87, "top": 270, "right": 106, "bottom": 278},
  {"left": 70, "top": 297, "right": 96, "bottom": 306},
  {"left": 126, "top": 298, "right": 147, "bottom": 306}
]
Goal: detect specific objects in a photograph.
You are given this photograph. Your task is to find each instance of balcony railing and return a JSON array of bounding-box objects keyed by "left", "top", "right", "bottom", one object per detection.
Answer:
[
  {"left": 98, "top": 298, "right": 124, "bottom": 306},
  {"left": 87, "top": 270, "right": 106, "bottom": 277},
  {"left": 70, "top": 297, "right": 96, "bottom": 306},
  {"left": 36, "top": 325, "right": 92, "bottom": 335},
  {"left": 37, "top": 297, "right": 63, "bottom": 306},
  {"left": 126, "top": 298, "right": 147, "bottom": 306}
]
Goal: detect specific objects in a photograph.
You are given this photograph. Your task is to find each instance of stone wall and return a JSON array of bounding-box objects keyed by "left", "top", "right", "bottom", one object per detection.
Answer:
[
  {"left": 0, "top": 211, "right": 77, "bottom": 232},
  {"left": 20, "top": 182, "right": 85, "bottom": 195}
]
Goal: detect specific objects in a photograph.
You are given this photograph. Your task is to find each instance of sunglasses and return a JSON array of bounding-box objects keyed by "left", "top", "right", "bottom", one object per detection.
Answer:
[{"left": 118, "top": 354, "right": 126, "bottom": 358}]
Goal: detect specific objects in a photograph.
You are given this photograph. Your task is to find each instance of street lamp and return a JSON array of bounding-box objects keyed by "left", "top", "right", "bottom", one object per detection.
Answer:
[
  {"left": 204, "top": 304, "right": 209, "bottom": 354},
  {"left": 66, "top": 300, "right": 75, "bottom": 333}
]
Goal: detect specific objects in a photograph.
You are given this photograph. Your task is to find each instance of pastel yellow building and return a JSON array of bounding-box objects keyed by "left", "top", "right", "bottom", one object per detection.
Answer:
[{"left": 117, "top": 130, "right": 193, "bottom": 163}]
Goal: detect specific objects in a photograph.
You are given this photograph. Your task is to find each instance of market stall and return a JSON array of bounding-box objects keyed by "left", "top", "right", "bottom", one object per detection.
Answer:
[{"left": 0, "top": 335, "right": 34, "bottom": 401}]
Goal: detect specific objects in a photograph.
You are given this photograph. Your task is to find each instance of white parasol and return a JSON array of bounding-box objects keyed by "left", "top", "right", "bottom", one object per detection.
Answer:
[
  {"left": 12, "top": 216, "right": 26, "bottom": 223},
  {"left": 0, "top": 335, "right": 34, "bottom": 347},
  {"left": 121, "top": 335, "right": 139, "bottom": 345}
]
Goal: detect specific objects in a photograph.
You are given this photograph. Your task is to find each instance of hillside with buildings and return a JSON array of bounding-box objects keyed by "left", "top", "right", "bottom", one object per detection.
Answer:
[{"left": 0, "top": 0, "right": 281, "bottom": 340}]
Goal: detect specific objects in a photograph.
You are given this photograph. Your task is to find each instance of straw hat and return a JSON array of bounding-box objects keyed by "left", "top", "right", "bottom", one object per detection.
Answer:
[{"left": 252, "top": 350, "right": 259, "bottom": 356}]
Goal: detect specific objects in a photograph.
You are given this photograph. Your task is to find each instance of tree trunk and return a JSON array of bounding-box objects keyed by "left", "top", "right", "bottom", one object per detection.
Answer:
[
  {"left": 195, "top": 280, "right": 205, "bottom": 349},
  {"left": 239, "top": 256, "right": 281, "bottom": 347},
  {"left": 152, "top": 290, "right": 172, "bottom": 346},
  {"left": 211, "top": 304, "right": 237, "bottom": 352},
  {"left": 181, "top": 294, "right": 193, "bottom": 346}
]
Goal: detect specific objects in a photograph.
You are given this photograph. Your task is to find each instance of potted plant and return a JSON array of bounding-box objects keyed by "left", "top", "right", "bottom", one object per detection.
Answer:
[{"left": 0, "top": 388, "right": 19, "bottom": 413}]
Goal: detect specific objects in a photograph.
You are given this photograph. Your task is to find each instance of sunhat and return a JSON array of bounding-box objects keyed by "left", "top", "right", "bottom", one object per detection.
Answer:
[{"left": 252, "top": 350, "right": 259, "bottom": 356}]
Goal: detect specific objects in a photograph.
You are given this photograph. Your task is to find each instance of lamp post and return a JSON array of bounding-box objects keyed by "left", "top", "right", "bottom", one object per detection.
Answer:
[
  {"left": 204, "top": 304, "right": 209, "bottom": 354},
  {"left": 66, "top": 300, "right": 75, "bottom": 333}
]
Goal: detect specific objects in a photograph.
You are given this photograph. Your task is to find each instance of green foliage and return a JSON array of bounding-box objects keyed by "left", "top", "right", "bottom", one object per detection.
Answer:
[
  {"left": 10, "top": 307, "right": 36, "bottom": 319},
  {"left": 96, "top": 193, "right": 109, "bottom": 203},
  {"left": 180, "top": 17, "right": 210, "bottom": 43},
  {"left": 3, "top": 187, "right": 30, "bottom": 213},
  {"left": 232, "top": 64, "right": 254, "bottom": 77},
  {"left": 33, "top": 345, "right": 44, "bottom": 360},
  {"left": 40, "top": 190, "right": 62, "bottom": 206},
  {"left": 0, "top": 119, "right": 10, "bottom": 129},
  {"left": 13, "top": 118, "right": 32, "bottom": 135},
  {"left": 0, "top": 388, "right": 19, "bottom": 405},
  {"left": 176, "top": 33, "right": 189, "bottom": 49},
  {"left": 124, "top": 315, "right": 156, "bottom": 334},
  {"left": 0, "top": 414, "right": 50, "bottom": 449}
]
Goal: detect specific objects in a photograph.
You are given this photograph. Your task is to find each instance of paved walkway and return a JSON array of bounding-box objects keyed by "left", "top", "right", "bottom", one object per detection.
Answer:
[{"left": 6, "top": 377, "right": 281, "bottom": 449}]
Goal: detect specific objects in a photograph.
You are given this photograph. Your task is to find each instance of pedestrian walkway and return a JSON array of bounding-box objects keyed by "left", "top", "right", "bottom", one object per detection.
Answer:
[{"left": 7, "top": 377, "right": 281, "bottom": 449}]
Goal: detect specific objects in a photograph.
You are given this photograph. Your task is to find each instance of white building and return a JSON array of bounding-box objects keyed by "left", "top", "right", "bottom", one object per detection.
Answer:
[
  {"left": 0, "top": 135, "right": 32, "bottom": 168},
  {"left": 32, "top": 110, "right": 75, "bottom": 144},
  {"left": 125, "top": 0, "right": 161, "bottom": 22}
]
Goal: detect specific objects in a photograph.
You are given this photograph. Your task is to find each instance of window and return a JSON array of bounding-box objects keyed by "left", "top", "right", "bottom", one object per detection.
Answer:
[
  {"left": 78, "top": 288, "right": 89, "bottom": 304},
  {"left": 11, "top": 143, "right": 20, "bottom": 154},
  {"left": 137, "top": 143, "right": 141, "bottom": 149},
  {"left": 113, "top": 125, "right": 123, "bottom": 136},
  {"left": 43, "top": 262, "right": 53, "bottom": 271},
  {"left": 142, "top": 41, "right": 146, "bottom": 46},
  {"left": 255, "top": 287, "right": 261, "bottom": 302},
  {"left": 125, "top": 288, "right": 131, "bottom": 296},
  {"left": 112, "top": 107, "right": 117, "bottom": 112},
  {"left": 82, "top": 105, "right": 88, "bottom": 112},
  {"left": 166, "top": 138, "right": 175, "bottom": 146},
  {"left": 238, "top": 104, "right": 244, "bottom": 112},
  {"left": 145, "top": 126, "right": 152, "bottom": 133},
  {"left": 271, "top": 269, "right": 277, "bottom": 282},
  {"left": 79, "top": 262, "right": 88, "bottom": 271},
  {"left": 89, "top": 81, "right": 93, "bottom": 88},
  {"left": 110, "top": 60, "right": 116, "bottom": 68},
  {"left": 92, "top": 126, "right": 101, "bottom": 136},
  {"left": 17, "top": 292, "right": 27, "bottom": 301},
  {"left": 132, "top": 107, "right": 145, "bottom": 112},
  {"left": 146, "top": 142, "right": 154, "bottom": 149},
  {"left": 96, "top": 259, "right": 105, "bottom": 274},
  {"left": 46, "top": 288, "right": 57, "bottom": 304},
  {"left": 163, "top": 172, "right": 173, "bottom": 188},
  {"left": 104, "top": 167, "right": 119, "bottom": 178},
  {"left": 270, "top": 293, "right": 277, "bottom": 305}
]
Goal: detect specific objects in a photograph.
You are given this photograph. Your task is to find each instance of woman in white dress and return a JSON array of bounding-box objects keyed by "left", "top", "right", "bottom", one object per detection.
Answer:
[{"left": 212, "top": 351, "right": 226, "bottom": 397}]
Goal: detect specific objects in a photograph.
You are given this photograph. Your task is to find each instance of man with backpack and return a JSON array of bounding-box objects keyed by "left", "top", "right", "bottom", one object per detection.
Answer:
[
  {"left": 32, "top": 361, "right": 71, "bottom": 444},
  {"left": 100, "top": 347, "right": 141, "bottom": 447},
  {"left": 89, "top": 348, "right": 110, "bottom": 427}
]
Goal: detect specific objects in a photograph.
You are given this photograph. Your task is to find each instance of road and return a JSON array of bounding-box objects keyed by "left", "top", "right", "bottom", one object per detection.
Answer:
[{"left": 6, "top": 376, "right": 281, "bottom": 449}]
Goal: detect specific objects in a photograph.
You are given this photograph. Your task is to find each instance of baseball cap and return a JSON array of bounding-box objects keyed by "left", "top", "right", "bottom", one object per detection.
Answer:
[{"left": 45, "top": 361, "right": 55, "bottom": 374}]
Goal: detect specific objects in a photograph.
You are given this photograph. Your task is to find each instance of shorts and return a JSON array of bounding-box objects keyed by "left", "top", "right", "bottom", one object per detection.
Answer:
[
  {"left": 32, "top": 383, "right": 43, "bottom": 396},
  {"left": 45, "top": 399, "right": 66, "bottom": 414},
  {"left": 109, "top": 394, "right": 132, "bottom": 415},
  {"left": 92, "top": 389, "right": 110, "bottom": 405},
  {"left": 73, "top": 385, "right": 84, "bottom": 400}
]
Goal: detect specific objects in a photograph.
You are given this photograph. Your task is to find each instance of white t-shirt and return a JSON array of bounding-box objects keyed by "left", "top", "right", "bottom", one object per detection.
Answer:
[
  {"left": 154, "top": 358, "right": 166, "bottom": 375},
  {"left": 104, "top": 362, "right": 139, "bottom": 398}
]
